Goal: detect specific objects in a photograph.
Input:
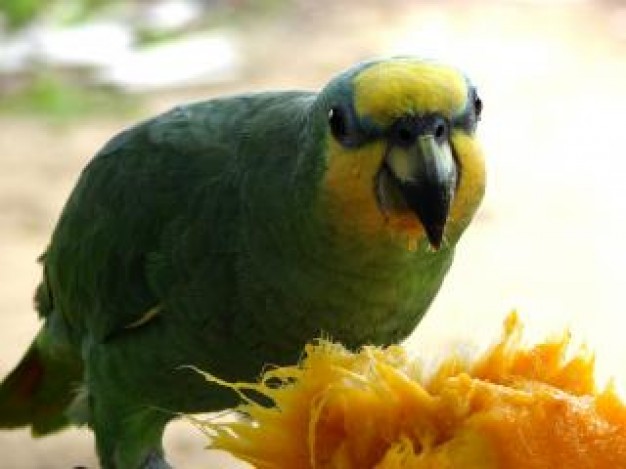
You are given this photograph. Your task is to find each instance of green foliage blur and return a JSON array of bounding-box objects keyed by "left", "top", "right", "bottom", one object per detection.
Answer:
[
  {"left": 0, "top": 0, "right": 293, "bottom": 30},
  {"left": 0, "top": 0, "right": 50, "bottom": 29},
  {"left": 0, "top": 0, "right": 296, "bottom": 120},
  {"left": 0, "top": 0, "right": 132, "bottom": 120},
  {"left": 0, "top": 0, "right": 111, "bottom": 29},
  {"left": 0, "top": 73, "right": 137, "bottom": 121}
]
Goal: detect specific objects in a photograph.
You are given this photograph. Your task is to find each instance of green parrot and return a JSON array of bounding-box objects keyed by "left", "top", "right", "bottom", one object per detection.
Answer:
[{"left": 0, "top": 57, "right": 485, "bottom": 468}]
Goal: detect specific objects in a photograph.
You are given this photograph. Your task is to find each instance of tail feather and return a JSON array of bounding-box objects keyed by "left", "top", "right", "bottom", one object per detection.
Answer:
[{"left": 0, "top": 337, "right": 83, "bottom": 436}]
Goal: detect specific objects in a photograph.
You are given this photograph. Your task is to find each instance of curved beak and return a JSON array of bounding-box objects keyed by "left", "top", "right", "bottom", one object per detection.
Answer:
[{"left": 384, "top": 134, "right": 457, "bottom": 249}]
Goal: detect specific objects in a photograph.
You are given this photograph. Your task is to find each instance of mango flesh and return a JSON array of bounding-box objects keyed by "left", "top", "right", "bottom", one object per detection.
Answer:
[{"left": 202, "top": 313, "right": 626, "bottom": 468}]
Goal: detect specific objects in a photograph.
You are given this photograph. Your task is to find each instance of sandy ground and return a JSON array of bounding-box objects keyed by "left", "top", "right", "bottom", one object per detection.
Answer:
[{"left": 2, "top": 1, "right": 626, "bottom": 467}]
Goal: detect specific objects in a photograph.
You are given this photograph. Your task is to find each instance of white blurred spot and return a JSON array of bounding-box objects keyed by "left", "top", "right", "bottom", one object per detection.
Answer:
[
  {"left": 33, "top": 21, "right": 133, "bottom": 68},
  {"left": 0, "top": 20, "right": 240, "bottom": 92},
  {"left": 143, "top": 0, "right": 203, "bottom": 31},
  {"left": 100, "top": 32, "right": 239, "bottom": 91}
]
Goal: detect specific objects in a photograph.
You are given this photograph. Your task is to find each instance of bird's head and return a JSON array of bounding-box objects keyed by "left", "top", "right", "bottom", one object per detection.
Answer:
[{"left": 315, "top": 57, "right": 485, "bottom": 251}]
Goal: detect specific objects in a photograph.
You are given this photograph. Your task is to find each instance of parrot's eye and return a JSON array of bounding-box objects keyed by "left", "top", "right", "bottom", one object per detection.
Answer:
[
  {"left": 328, "top": 105, "right": 368, "bottom": 147},
  {"left": 433, "top": 117, "right": 449, "bottom": 143},
  {"left": 455, "top": 89, "right": 482, "bottom": 132},
  {"left": 328, "top": 107, "right": 349, "bottom": 143},
  {"left": 474, "top": 94, "right": 482, "bottom": 121},
  {"left": 393, "top": 120, "right": 419, "bottom": 147}
]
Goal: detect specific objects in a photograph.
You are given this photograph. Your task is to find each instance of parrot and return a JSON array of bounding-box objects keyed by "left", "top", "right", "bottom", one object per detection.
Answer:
[{"left": 0, "top": 56, "right": 485, "bottom": 468}]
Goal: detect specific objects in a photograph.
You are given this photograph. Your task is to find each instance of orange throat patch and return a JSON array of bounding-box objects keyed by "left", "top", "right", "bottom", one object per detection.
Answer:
[{"left": 321, "top": 137, "right": 426, "bottom": 248}]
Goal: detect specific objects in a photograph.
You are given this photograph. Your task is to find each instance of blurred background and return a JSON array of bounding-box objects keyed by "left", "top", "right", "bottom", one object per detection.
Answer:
[{"left": 1, "top": 0, "right": 626, "bottom": 467}]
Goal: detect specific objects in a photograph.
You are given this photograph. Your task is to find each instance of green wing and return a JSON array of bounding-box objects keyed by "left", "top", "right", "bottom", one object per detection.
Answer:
[
  {"left": 44, "top": 98, "right": 248, "bottom": 340},
  {"left": 44, "top": 93, "right": 312, "bottom": 342}
]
